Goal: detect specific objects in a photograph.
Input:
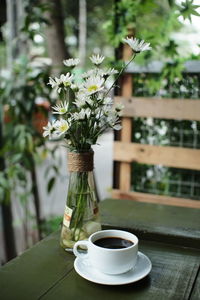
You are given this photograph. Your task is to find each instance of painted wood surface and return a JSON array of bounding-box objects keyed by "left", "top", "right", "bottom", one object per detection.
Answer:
[
  {"left": 0, "top": 200, "right": 200, "bottom": 300},
  {"left": 114, "top": 142, "right": 200, "bottom": 170},
  {"left": 0, "top": 234, "right": 199, "bottom": 300},
  {"left": 115, "top": 96, "right": 200, "bottom": 121},
  {"left": 112, "top": 189, "right": 200, "bottom": 209},
  {"left": 0, "top": 231, "right": 74, "bottom": 300},
  {"left": 119, "top": 77, "right": 132, "bottom": 191},
  {"left": 190, "top": 268, "right": 200, "bottom": 300},
  {"left": 100, "top": 199, "right": 200, "bottom": 249},
  {"left": 40, "top": 241, "right": 200, "bottom": 300},
  {"left": 113, "top": 95, "right": 200, "bottom": 207}
]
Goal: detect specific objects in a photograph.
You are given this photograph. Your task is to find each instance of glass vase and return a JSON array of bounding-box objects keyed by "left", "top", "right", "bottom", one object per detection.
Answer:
[{"left": 60, "top": 151, "right": 101, "bottom": 251}]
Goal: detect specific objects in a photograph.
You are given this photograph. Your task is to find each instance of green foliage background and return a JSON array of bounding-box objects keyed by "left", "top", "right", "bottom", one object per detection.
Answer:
[
  {"left": 104, "top": 0, "right": 200, "bottom": 200},
  {"left": 0, "top": 0, "right": 200, "bottom": 253}
]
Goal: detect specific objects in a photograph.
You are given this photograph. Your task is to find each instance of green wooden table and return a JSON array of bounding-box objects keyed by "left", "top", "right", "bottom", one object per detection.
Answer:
[{"left": 0, "top": 199, "right": 200, "bottom": 300}]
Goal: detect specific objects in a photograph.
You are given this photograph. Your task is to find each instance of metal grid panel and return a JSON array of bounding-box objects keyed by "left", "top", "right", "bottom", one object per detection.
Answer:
[
  {"left": 132, "top": 163, "right": 200, "bottom": 200},
  {"left": 131, "top": 73, "right": 200, "bottom": 200}
]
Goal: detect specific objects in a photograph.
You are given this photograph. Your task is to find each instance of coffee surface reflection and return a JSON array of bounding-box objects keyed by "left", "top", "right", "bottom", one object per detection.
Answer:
[{"left": 94, "top": 237, "right": 134, "bottom": 249}]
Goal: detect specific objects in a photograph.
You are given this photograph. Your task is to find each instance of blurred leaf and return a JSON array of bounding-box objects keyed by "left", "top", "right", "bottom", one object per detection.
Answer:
[
  {"left": 19, "top": 138, "right": 26, "bottom": 152},
  {"left": 11, "top": 154, "right": 23, "bottom": 164},
  {"left": 47, "top": 177, "right": 56, "bottom": 193},
  {"left": 41, "top": 216, "right": 62, "bottom": 236},
  {"left": 44, "top": 165, "right": 52, "bottom": 177},
  {"left": 178, "top": 0, "right": 200, "bottom": 22},
  {"left": 168, "top": 0, "right": 175, "bottom": 7},
  {"left": 164, "top": 40, "right": 178, "bottom": 58},
  {"left": 162, "top": 60, "right": 184, "bottom": 83},
  {"left": 26, "top": 133, "right": 34, "bottom": 153},
  {"left": 0, "top": 187, "right": 5, "bottom": 203},
  {"left": 0, "top": 174, "right": 9, "bottom": 189}
]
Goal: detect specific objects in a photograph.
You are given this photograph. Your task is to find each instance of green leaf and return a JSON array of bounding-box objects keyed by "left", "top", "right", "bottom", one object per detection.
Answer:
[
  {"left": 47, "top": 177, "right": 56, "bottom": 193},
  {"left": 19, "top": 138, "right": 26, "bottom": 151},
  {"left": 168, "top": 0, "right": 175, "bottom": 7},
  {"left": 26, "top": 133, "right": 34, "bottom": 153},
  {"left": 11, "top": 154, "right": 23, "bottom": 164},
  {"left": 0, "top": 187, "right": 5, "bottom": 203},
  {"left": 0, "top": 175, "right": 9, "bottom": 189},
  {"left": 164, "top": 40, "right": 178, "bottom": 58},
  {"left": 52, "top": 165, "right": 59, "bottom": 175},
  {"left": 179, "top": 0, "right": 200, "bottom": 22}
]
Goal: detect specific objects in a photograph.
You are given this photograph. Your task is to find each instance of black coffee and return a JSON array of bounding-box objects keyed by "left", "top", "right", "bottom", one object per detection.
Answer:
[{"left": 94, "top": 237, "right": 134, "bottom": 249}]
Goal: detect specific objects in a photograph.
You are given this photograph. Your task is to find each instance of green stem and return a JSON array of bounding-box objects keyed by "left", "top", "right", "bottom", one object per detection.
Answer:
[
  {"left": 104, "top": 53, "right": 136, "bottom": 98},
  {"left": 71, "top": 172, "right": 88, "bottom": 241}
]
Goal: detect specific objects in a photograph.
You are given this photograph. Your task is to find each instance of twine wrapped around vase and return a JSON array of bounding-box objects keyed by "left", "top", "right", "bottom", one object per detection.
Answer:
[{"left": 67, "top": 151, "right": 94, "bottom": 172}]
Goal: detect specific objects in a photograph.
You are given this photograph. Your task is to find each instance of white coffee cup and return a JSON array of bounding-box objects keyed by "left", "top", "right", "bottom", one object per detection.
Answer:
[{"left": 73, "top": 229, "right": 138, "bottom": 275}]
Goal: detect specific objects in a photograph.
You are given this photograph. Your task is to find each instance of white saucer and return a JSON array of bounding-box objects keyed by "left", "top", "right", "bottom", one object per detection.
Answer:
[{"left": 74, "top": 251, "right": 152, "bottom": 285}]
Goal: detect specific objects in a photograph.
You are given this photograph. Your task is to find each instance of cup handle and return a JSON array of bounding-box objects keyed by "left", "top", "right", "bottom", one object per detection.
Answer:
[{"left": 73, "top": 240, "right": 89, "bottom": 259}]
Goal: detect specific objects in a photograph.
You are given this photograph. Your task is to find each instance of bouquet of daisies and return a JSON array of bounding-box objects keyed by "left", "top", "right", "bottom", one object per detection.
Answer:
[
  {"left": 43, "top": 37, "right": 151, "bottom": 151},
  {"left": 43, "top": 37, "right": 151, "bottom": 249}
]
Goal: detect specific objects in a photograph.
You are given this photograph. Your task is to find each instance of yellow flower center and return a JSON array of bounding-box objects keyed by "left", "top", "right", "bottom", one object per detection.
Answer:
[
  {"left": 60, "top": 123, "right": 69, "bottom": 132},
  {"left": 64, "top": 81, "right": 70, "bottom": 87},
  {"left": 87, "top": 85, "right": 98, "bottom": 92},
  {"left": 60, "top": 108, "right": 67, "bottom": 113}
]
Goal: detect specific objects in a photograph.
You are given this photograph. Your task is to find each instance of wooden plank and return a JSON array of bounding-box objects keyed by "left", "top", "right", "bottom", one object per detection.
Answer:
[
  {"left": 114, "top": 142, "right": 200, "bottom": 170},
  {"left": 121, "top": 117, "right": 132, "bottom": 141},
  {"left": 115, "top": 96, "right": 200, "bottom": 121},
  {"left": 117, "top": 38, "right": 133, "bottom": 192},
  {"left": 0, "top": 231, "right": 74, "bottom": 300},
  {"left": 119, "top": 162, "right": 131, "bottom": 191},
  {"left": 100, "top": 199, "right": 200, "bottom": 248},
  {"left": 119, "top": 74, "right": 132, "bottom": 191},
  {"left": 190, "top": 268, "right": 200, "bottom": 299},
  {"left": 112, "top": 189, "right": 200, "bottom": 209},
  {"left": 39, "top": 240, "right": 200, "bottom": 300},
  {"left": 1, "top": 200, "right": 200, "bottom": 299}
]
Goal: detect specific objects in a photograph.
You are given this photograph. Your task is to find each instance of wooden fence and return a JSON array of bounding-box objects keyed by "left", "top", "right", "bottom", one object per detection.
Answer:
[{"left": 112, "top": 44, "right": 200, "bottom": 208}]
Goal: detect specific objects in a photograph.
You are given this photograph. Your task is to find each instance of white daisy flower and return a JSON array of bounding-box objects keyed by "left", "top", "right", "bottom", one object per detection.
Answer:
[
  {"left": 115, "top": 103, "right": 124, "bottom": 113},
  {"left": 84, "top": 76, "right": 104, "bottom": 95},
  {"left": 43, "top": 120, "right": 57, "bottom": 140},
  {"left": 103, "top": 97, "right": 113, "bottom": 105},
  {"left": 81, "top": 68, "right": 104, "bottom": 79},
  {"left": 73, "top": 108, "right": 91, "bottom": 120},
  {"left": 97, "top": 92, "right": 105, "bottom": 100},
  {"left": 71, "top": 84, "right": 79, "bottom": 92},
  {"left": 76, "top": 90, "right": 90, "bottom": 98},
  {"left": 73, "top": 91, "right": 92, "bottom": 107},
  {"left": 52, "top": 101, "right": 69, "bottom": 114},
  {"left": 104, "top": 68, "right": 119, "bottom": 76},
  {"left": 99, "top": 115, "right": 107, "bottom": 127},
  {"left": 74, "top": 96, "right": 93, "bottom": 108},
  {"left": 122, "top": 37, "right": 152, "bottom": 53},
  {"left": 81, "top": 70, "right": 95, "bottom": 79},
  {"left": 107, "top": 111, "right": 119, "bottom": 126},
  {"left": 113, "top": 124, "right": 122, "bottom": 130},
  {"left": 48, "top": 73, "right": 73, "bottom": 93},
  {"left": 85, "top": 98, "right": 93, "bottom": 106},
  {"left": 48, "top": 77, "right": 61, "bottom": 92},
  {"left": 89, "top": 54, "right": 105, "bottom": 65},
  {"left": 73, "top": 98, "right": 86, "bottom": 108},
  {"left": 101, "top": 105, "right": 110, "bottom": 115},
  {"left": 54, "top": 119, "right": 70, "bottom": 136},
  {"left": 43, "top": 121, "right": 56, "bottom": 138},
  {"left": 60, "top": 73, "right": 74, "bottom": 87},
  {"left": 63, "top": 58, "right": 80, "bottom": 67}
]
